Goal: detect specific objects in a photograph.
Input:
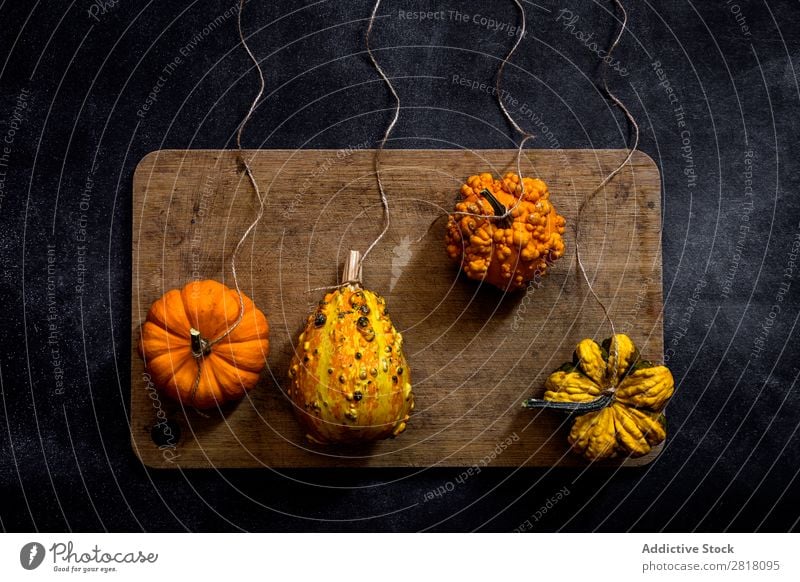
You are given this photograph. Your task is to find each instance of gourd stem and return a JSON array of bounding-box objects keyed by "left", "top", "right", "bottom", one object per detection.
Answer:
[
  {"left": 480, "top": 189, "right": 512, "bottom": 227},
  {"left": 190, "top": 328, "right": 210, "bottom": 358},
  {"left": 522, "top": 393, "right": 613, "bottom": 413},
  {"left": 342, "top": 250, "right": 362, "bottom": 287}
]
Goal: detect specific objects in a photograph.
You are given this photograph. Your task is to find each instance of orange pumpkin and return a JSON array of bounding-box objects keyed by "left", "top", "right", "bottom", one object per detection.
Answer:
[{"left": 137, "top": 280, "right": 269, "bottom": 409}]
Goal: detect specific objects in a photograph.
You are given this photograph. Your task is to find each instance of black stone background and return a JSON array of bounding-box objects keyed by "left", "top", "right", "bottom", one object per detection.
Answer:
[{"left": 1, "top": 0, "right": 798, "bottom": 532}]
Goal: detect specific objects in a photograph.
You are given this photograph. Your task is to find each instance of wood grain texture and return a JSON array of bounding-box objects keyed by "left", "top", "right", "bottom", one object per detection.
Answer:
[{"left": 131, "top": 149, "right": 664, "bottom": 468}]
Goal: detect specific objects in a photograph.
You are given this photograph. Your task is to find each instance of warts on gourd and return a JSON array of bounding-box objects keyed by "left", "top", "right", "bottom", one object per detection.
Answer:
[
  {"left": 287, "top": 251, "right": 414, "bottom": 444},
  {"left": 445, "top": 172, "right": 566, "bottom": 291}
]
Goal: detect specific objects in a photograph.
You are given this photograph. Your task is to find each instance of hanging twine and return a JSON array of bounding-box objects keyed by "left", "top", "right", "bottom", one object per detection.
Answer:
[
  {"left": 468, "top": 0, "right": 638, "bottom": 377},
  {"left": 359, "top": 0, "right": 400, "bottom": 269},
  {"left": 574, "top": 0, "right": 639, "bottom": 376},
  {"left": 305, "top": 0, "right": 399, "bottom": 295},
  {"left": 188, "top": 0, "right": 268, "bottom": 404},
  {"left": 215, "top": 0, "right": 269, "bottom": 344},
  {"left": 227, "top": 0, "right": 268, "bottom": 328},
  {"left": 450, "top": 0, "right": 532, "bottom": 222},
  {"left": 524, "top": 0, "right": 640, "bottom": 409}
]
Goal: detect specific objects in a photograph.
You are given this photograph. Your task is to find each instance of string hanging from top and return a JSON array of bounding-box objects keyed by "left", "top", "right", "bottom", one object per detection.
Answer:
[
  {"left": 451, "top": 0, "right": 535, "bottom": 223},
  {"left": 443, "top": 0, "right": 567, "bottom": 292},
  {"left": 186, "top": 0, "right": 272, "bottom": 403},
  {"left": 519, "top": 0, "right": 676, "bottom": 465},
  {"left": 359, "top": 0, "right": 401, "bottom": 270},
  {"left": 134, "top": 0, "right": 273, "bottom": 414},
  {"left": 285, "top": 0, "right": 416, "bottom": 445},
  {"left": 191, "top": 0, "right": 270, "bottom": 354},
  {"left": 304, "top": 0, "right": 400, "bottom": 293},
  {"left": 459, "top": 0, "right": 639, "bottom": 358}
]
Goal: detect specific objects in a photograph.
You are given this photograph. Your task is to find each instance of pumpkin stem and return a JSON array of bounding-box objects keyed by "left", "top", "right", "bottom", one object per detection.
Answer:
[
  {"left": 190, "top": 328, "right": 211, "bottom": 358},
  {"left": 479, "top": 188, "right": 511, "bottom": 227},
  {"left": 522, "top": 393, "right": 613, "bottom": 413}
]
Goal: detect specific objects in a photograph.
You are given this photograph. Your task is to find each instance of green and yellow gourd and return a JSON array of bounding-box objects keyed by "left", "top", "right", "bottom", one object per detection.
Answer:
[
  {"left": 288, "top": 251, "right": 414, "bottom": 444},
  {"left": 523, "top": 334, "right": 674, "bottom": 461}
]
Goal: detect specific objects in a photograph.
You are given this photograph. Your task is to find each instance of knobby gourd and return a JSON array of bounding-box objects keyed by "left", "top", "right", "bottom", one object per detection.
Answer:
[
  {"left": 445, "top": 172, "right": 566, "bottom": 291},
  {"left": 288, "top": 251, "right": 414, "bottom": 444},
  {"left": 523, "top": 334, "right": 674, "bottom": 460},
  {"left": 138, "top": 280, "right": 270, "bottom": 409}
]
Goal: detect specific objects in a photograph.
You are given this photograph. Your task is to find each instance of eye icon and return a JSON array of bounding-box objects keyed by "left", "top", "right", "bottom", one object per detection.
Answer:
[{"left": 20, "top": 542, "right": 46, "bottom": 570}]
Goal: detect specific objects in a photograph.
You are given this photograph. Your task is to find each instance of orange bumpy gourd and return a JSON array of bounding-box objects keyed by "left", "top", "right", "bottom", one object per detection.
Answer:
[
  {"left": 138, "top": 280, "right": 269, "bottom": 409},
  {"left": 445, "top": 172, "right": 566, "bottom": 291}
]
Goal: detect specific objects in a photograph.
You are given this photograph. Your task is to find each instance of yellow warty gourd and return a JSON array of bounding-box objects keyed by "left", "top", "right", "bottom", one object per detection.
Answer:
[{"left": 287, "top": 252, "right": 414, "bottom": 444}]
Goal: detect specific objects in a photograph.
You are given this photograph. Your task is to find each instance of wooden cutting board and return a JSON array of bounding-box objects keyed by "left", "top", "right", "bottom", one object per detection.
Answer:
[{"left": 131, "top": 149, "right": 664, "bottom": 468}]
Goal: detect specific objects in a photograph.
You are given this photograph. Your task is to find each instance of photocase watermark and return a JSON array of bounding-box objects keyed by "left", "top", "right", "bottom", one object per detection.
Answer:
[
  {"left": 189, "top": 173, "right": 217, "bottom": 281},
  {"left": 136, "top": 1, "right": 243, "bottom": 119},
  {"left": 720, "top": 149, "right": 755, "bottom": 299},
  {"left": 87, "top": 0, "right": 120, "bottom": 22},
  {"left": 620, "top": 275, "right": 656, "bottom": 336},
  {"left": 386, "top": 203, "right": 439, "bottom": 291},
  {"left": 725, "top": 0, "right": 752, "bottom": 39},
  {"left": 555, "top": 9, "right": 629, "bottom": 77},
  {"left": 652, "top": 60, "right": 697, "bottom": 191},
  {"left": 179, "top": 0, "right": 244, "bottom": 59},
  {"left": 20, "top": 540, "right": 159, "bottom": 574},
  {"left": 20, "top": 542, "right": 46, "bottom": 570},
  {"left": 74, "top": 171, "right": 93, "bottom": 296},
  {"left": 452, "top": 72, "right": 520, "bottom": 108},
  {"left": 49, "top": 541, "right": 157, "bottom": 574},
  {"left": 0, "top": 87, "right": 30, "bottom": 213},
  {"left": 142, "top": 372, "right": 180, "bottom": 463},
  {"left": 46, "top": 245, "right": 65, "bottom": 396},
  {"left": 136, "top": 56, "right": 183, "bottom": 119},
  {"left": 750, "top": 222, "right": 799, "bottom": 360},
  {"left": 451, "top": 73, "right": 566, "bottom": 157},
  {"left": 398, "top": 8, "right": 528, "bottom": 38},
  {"left": 283, "top": 141, "right": 371, "bottom": 219},
  {"left": 652, "top": 58, "right": 703, "bottom": 360},
  {"left": 665, "top": 275, "right": 706, "bottom": 364},
  {"left": 422, "top": 465, "right": 482, "bottom": 503},
  {"left": 422, "top": 433, "right": 519, "bottom": 502},
  {"left": 509, "top": 269, "right": 545, "bottom": 332},
  {"left": 513, "top": 486, "right": 571, "bottom": 531},
  {"left": 390, "top": 234, "right": 414, "bottom": 292}
]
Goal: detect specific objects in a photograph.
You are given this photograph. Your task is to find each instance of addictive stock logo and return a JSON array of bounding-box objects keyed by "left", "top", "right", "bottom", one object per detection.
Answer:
[{"left": 20, "top": 542, "right": 46, "bottom": 570}]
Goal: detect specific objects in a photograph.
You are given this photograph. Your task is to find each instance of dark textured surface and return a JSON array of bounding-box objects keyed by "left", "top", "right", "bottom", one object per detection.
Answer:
[{"left": 1, "top": 0, "right": 798, "bottom": 532}]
